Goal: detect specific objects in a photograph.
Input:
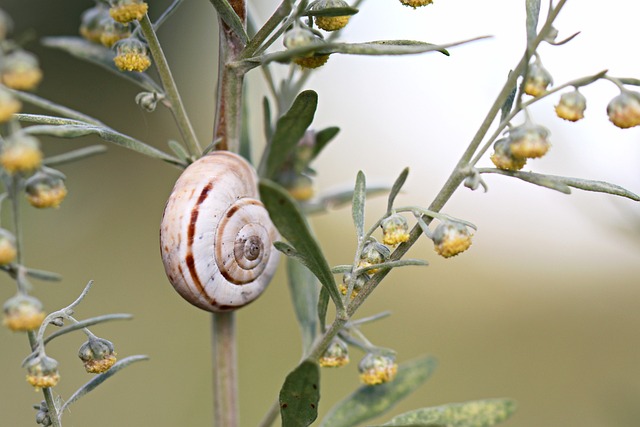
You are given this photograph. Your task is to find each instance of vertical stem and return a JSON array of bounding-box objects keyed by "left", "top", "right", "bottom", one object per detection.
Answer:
[
  {"left": 211, "top": 0, "right": 247, "bottom": 153},
  {"left": 138, "top": 14, "right": 202, "bottom": 157},
  {"left": 211, "top": 311, "right": 239, "bottom": 427}
]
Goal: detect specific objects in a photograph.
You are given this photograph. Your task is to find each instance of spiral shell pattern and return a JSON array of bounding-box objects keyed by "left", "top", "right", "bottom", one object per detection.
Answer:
[{"left": 160, "top": 151, "right": 280, "bottom": 312}]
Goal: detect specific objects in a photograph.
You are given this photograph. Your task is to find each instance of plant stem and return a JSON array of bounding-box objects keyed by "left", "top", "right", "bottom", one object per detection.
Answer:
[
  {"left": 212, "top": 311, "right": 239, "bottom": 427},
  {"left": 138, "top": 14, "right": 202, "bottom": 157}
]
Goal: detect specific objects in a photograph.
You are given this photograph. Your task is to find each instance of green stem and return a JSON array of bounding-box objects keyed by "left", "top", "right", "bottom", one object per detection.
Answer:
[
  {"left": 240, "top": 0, "right": 292, "bottom": 60},
  {"left": 212, "top": 312, "right": 239, "bottom": 427},
  {"left": 138, "top": 14, "right": 201, "bottom": 157}
]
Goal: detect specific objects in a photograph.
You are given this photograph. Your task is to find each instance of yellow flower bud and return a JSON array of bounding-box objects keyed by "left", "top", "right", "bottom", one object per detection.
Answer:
[
  {"left": 3, "top": 294, "right": 46, "bottom": 332},
  {"left": 1, "top": 50, "right": 43, "bottom": 91},
  {"left": 524, "top": 61, "right": 553, "bottom": 97},
  {"left": 25, "top": 170, "right": 68, "bottom": 209},
  {"left": 25, "top": 355, "right": 60, "bottom": 391},
  {"left": 79, "top": 4, "right": 111, "bottom": 43},
  {"left": 555, "top": 89, "right": 587, "bottom": 122},
  {"left": 359, "top": 352, "right": 398, "bottom": 386},
  {"left": 113, "top": 38, "right": 151, "bottom": 72},
  {"left": 399, "top": 0, "right": 434, "bottom": 8},
  {"left": 312, "top": 0, "right": 352, "bottom": 32},
  {"left": 0, "top": 134, "right": 43, "bottom": 175},
  {"left": 607, "top": 91, "right": 640, "bottom": 129},
  {"left": 432, "top": 221, "right": 472, "bottom": 258},
  {"left": 508, "top": 122, "right": 551, "bottom": 159},
  {"left": 109, "top": 0, "right": 148, "bottom": 24},
  {"left": 79, "top": 338, "right": 117, "bottom": 373},
  {"left": 381, "top": 214, "right": 410, "bottom": 246},
  {"left": 0, "top": 86, "right": 22, "bottom": 123},
  {"left": 319, "top": 339, "right": 349, "bottom": 368},
  {"left": 99, "top": 19, "right": 131, "bottom": 48},
  {"left": 0, "top": 229, "right": 17, "bottom": 266},
  {"left": 490, "top": 138, "right": 527, "bottom": 171}
]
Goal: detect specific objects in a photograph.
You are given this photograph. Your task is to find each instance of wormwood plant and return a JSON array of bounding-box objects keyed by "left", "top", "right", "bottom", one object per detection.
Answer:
[{"left": 1, "top": 0, "right": 639, "bottom": 426}]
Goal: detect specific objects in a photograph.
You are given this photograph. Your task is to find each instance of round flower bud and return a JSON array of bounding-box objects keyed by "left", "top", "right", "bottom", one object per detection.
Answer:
[
  {"left": 358, "top": 352, "right": 398, "bottom": 386},
  {"left": 99, "top": 18, "right": 131, "bottom": 48},
  {"left": 358, "top": 239, "right": 391, "bottom": 274},
  {"left": 507, "top": 122, "right": 551, "bottom": 159},
  {"left": 25, "top": 170, "right": 68, "bottom": 209},
  {"left": 399, "top": 0, "right": 433, "bottom": 8},
  {"left": 312, "top": 0, "right": 352, "bottom": 32},
  {"left": 0, "top": 228, "right": 17, "bottom": 266},
  {"left": 0, "top": 8, "right": 13, "bottom": 41},
  {"left": 319, "top": 338, "right": 349, "bottom": 367},
  {"left": 381, "top": 214, "right": 410, "bottom": 247},
  {"left": 25, "top": 354, "right": 60, "bottom": 391},
  {"left": 79, "top": 4, "right": 111, "bottom": 43},
  {"left": 0, "top": 133, "right": 43, "bottom": 175},
  {"left": 287, "top": 174, "right": 315, "bottom": 201},
  {"left": 524, "top": 61, "right": 553, "bottom": 97},
  {"left": 490, "top": 138, "right": 527, "bottom": 171},
  {"left": 294, "top": 55, "right": 330, "bottom": 69},
  {"left": 34, "top": 400, "right": 52, "bottom": 426},
  {"left": 432, "top": 221, "right": 472, "bottom": 258},
  {"left": 1, "top": 50, "right": 43, "bottom": 91},
  {"left": 109, "top": 0, "right": 148, "bottom": 24},
  {"left": 555, "top": 89, "right": 587, "bottom": 122},
  {"left": 113, "top": 38, "right": 151, "bottom": 72},
  {"left": 78, "top": 337, "right": 117, "bottom": 373},
  {"left": 0, "top": 86, "right": 22, "bottom": 123},
  {"left": 284, "top": 27, "right": 330, "bottom": 69},
  {"left": 3, "top": 294, "right": 46, "bottom": 332},
  {"left": 338, "top": 272, "right": 368, "bottom": 300},
  {"left": 607, "top": 91, "right": 640, "bottom": 129}
]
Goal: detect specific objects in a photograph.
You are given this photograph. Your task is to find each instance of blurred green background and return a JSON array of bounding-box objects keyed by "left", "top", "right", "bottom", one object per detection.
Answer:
[{"left": 1, "top": 1, "right": 640, "bottom": 426}]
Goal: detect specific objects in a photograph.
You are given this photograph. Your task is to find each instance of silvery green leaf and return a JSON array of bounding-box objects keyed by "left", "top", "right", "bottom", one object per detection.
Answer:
[
  {"left": 378, "top": 398, "right": 516, "bottom": 427},
  {"left": 168, "top": 140, "right": 192, "bottom": 163},
  {"left": 260, "top": 180, "right": 344, "bottom": 311},
  {"left": 320, "top": 356, "right": 438, "bottom": 427},
  {"left": 480, "top": 169, "right": 640, "bottom": 201},
  {"left": 41, "top": 36, "right": 162, "bottom": 93},
  {"left": 208, "top": 0, "right": 249, "bottom": 44},
  {"left": 279, "top": 361, "right": 320, "bottom": 427},
  {"left": 354, "top": 259, "right": 428, "bottom": 275},
  {"left": 263, "top": 96, "right": 273, "bottom": 140},
  {"left": 312, "top": 126, "right": 339, "bottom": 161},
  {"left": 261, "top": 90, "right": 318, "bottom": 179},
  {"left": 352, "top": 171, "right": 366, "bottom": 241},
  {"left": 526, "top": 0, "right": 541, "bottom": 45},
  {"left": 44, "top": 314, "right": 133, "bottom": 345},
  {"left": 287, "top": 258, "right": 319, "bottom": 354},
  {"left": 318, "top": 286, "right": 330, "bottom": 332},
  {"left": 388, "top": 167, "right": 409, "bottom": 214},
  {"left": 302, "top": 185, "right": 390, "bottom": 214},
  {"left": 24, "top": 268, "right": 63, "bottom": 282},
  {"left": 619, "top": 77, "right": 640, "bottom": 86},
  {"left": 305, "top": 6, "right": 359, "bottom": 17},
  {"left": 43, "top": 145, "right": 107, "bottom": 166},
  {"left": 16, "top": 114, "right": 186, "bottom": 167},
  {"left": 60, "top": 355, "right": 149, "bottom": 415},
  {"left": 500, "top": 72, "right": 517, "bottom": 123}
]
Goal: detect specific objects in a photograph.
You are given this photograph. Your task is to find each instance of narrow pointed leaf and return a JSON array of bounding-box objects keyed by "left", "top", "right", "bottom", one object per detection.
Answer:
[
  {"left": 480, "top": 169, "right": 640, "bottom": 201},
  {"left": 320, "top": 355, "right": 438, "bottom": 427},
  {"left": 526, "top": 0, "right": 541, "bottom": 44},
  {"left": 378, "top": 398, "right": 516, "bottom": 427},
  {"left": 305, "top": 6, "right": 359, "bottom": 17},
  {"left": 168, "top": 140, "right": 191, "bottom": 163},
  {"left": 60, "top": 355, "right": 149, "bottom": 414},
  {"left": 354, "top": 259, "right": 428, "bottom": 275},
  {"left": 302, "top": 185, "right": 390, "bottom": 214},
  {"left": 352, "top": 171, "right": 366, "bottom": 241},
  {"left": 24, "top": 268, "right": 63, "bottom": 282},
  {"left": 262, "top": 90, "right": 318, "bottom": 179},
  {"left": 208, "top": 0, "right": 249, "bottom": 44},
  {"left": 260, "top": 180, "right": 344, "bottom": 310},
  {"left": 43, "top": 145, "right": 107, "bottom": 166},
  {"left": 44, "top": 314, "right": 133, "bottom": 345},
  {"left": 263, "top": 96, "right": 273, "bottom": 140},
  {"left": 279, "top": 361, "right": 321, "bottom": 427},
  {"left": 318, "top": 286, "right": 330, "bottom": 332},
  {"left": 500, "top": 72, "right": 516, "bottom": 123},
  {"left": 42, "top": 36, "right": 162, "bottom": 93},
  {"left": 312, "top": 126, "right": 340, "bottom": 160},
  {"left": 387, "top": 168, "right": 409, "bottom": 213},
  {"left": 287, "top": 257, "right": 319, "bottom": 353}
]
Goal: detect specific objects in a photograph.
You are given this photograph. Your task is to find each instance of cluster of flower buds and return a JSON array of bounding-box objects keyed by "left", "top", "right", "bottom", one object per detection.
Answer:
[
  {"left": 338, "top": 271, "right": 367, "bottom": 300},
  {"left": 490, "top": 120, "right": 551, "bottom": 171},
  {"left": 34, "top": 400, "right": 52, "bottom": 426},
  {"left": 358, "top": 238, "right": 391, "bottom": 274},
  {"left": 78, "top": 2, "right": 151, "bottom": 72}
]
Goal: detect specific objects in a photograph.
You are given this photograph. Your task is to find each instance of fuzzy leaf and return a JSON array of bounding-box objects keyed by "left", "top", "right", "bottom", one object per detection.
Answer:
[
  {"left": 320, "top": 355, "right": 438, "bottom": 427},
  {"left": 312, "top": 126, "right": 340, "bottom": 160},
  {"left": 354, "top": 259, "right": 428, "bottom": 275},
  {"left": 480, "top": 169, "right": 640, "bottom": 201},
  {"left": 263, "top": 96, "right": 273, "bottom": 140},
  {"left": 208, "top": 0, "right": 249, "bottom": 43},
  {"left": 279, "top": 361, "right": 321, "bottom": 427},
  {"left": 302, "top": 185, "right": 390, "bottom": 215},
  {"left": 43, "top": 145, "right": 107, "bottom": 166},
  {"left": 352, "top": 171, "right": 366, "bottom": 241},
  {"left": 16, "top": 114, "right": 185, "bottom": 167},
  {"left": 168, "top": 140, "right": 192, "bottom": 163},
  {"left": 60, "top": 355, "right": 149, "bottom": 414},
  {"left": 500, "top": 72, "right": 517, "bottom": 123},
  {"left": 388, "top": 168, "right": 409, "bottom": 213},
  {"left": 526, "top": 0, "right": 541, "bottom": 44},
  {"left": 41, "top": 36, "right": 162, "bottom": 93},
  {"left": 44, "top": 314, "right": 133, "bottom": 345},
  {"left": 287, "top": 257, "right": 319, "bottom": 354},
  {"left": 24, "top": 268, "right": 63, "bottom": 282},
  {"left": 260, "top": 180, "right": 344, "bottom": 310},
  {"left": 305, "top": 6, "right": 359, "bottom": 17},
  {"left": 378, "top": 398, "right": 516, "bottom": 427},
  {"left": 318, "top": 286, "right": 330, "bottom": 332},
  {"left": 262, "top": 90, "right": 318, "bottom": 179}
]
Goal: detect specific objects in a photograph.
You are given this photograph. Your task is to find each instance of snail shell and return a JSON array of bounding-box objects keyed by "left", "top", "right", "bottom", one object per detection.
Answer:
[{"left": 160, "top": 151, "right": 280, "bottom": 312}]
